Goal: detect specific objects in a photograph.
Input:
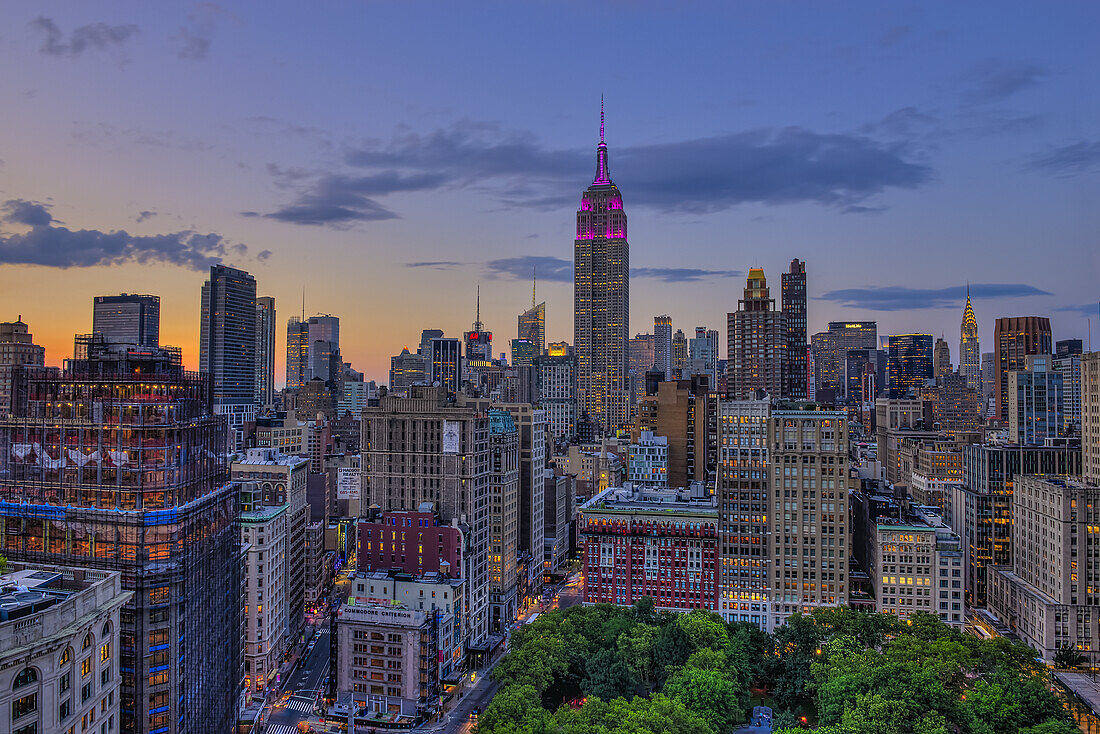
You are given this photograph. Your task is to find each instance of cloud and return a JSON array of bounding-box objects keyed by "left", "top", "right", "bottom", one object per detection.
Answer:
[
  {"left": 1056, "top": 303, "right": 1099, "bottom": 316},
  {"left": 3, "top": 199, "right": 54, "bottom": 227},
  {"left": 257, "top": 249, "right": 272, "bottom": 261},
  {"left": 632, "top": 267, "right": 742, "bottom": 282},
  {"left": 484, "top": 257, "right": 742, "bottom": 284},
  {"left": 959, "top": 59, "right": 1046, "bottom": 106},
  {"left": 486, "top": 256, "right": 572, "bottom": 282},
  {"left": 1025, "top": 140, "right": 1100, "bottom": 177},
  {"left": 878, "top": 25, "right": 911, "bottom": 48},
  {"left": 819, "top": 283, "right": 1051, "bottom": 311},
  {"left": 265, "top": 172, "right": 447, "bottom": 225},
  {"left": 405, "top": 261, "right": 463, "bottom": 270},
  {"left": 176, "top": 3, "right": 228, "bottom": 60},
  {"left": 263, "top": 120, "right": 932, "bottom": 226},
  {"left": 135, "top": 210, "right": 157, "bottom": 223},
  {"left": 31, "top": 16, "right": 138, "bottom": 59},
  {"left": 1, "top": 198, "right": 244, "bottom": 270}
]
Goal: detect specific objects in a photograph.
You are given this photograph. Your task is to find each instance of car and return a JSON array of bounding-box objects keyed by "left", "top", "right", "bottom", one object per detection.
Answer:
[{"left": 471, "top": 706, "right": 481, "bottom": 720}]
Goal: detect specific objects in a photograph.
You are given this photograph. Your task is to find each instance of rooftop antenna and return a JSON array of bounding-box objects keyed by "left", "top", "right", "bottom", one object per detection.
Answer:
[
  {"left": 475, "top": 281, "right": 482, "bottom": 331},
  {"left": 532, "top": 266, "right": 537, "bottom": 308},
  {"left": 600, "top": 93, "right": 605, "bottom": 144},
  {"left": 301, "top": 287, "right": 305, "bottom": 321}
]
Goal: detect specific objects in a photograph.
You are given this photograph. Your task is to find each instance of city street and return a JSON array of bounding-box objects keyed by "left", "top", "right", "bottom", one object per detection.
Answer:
[{"left": 261, "top": 624, "right": 331, "bottom": 734}]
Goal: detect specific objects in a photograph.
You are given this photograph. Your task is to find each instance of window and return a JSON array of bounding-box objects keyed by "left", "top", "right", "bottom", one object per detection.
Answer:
[
  {"left": 60, "top": 697, "right": 71, "bottom": 720},
  {"left": 83, "top": 634, "right": 94, "bottom": 651},
  {"left": 13, "top": 668, "right": 38, "bottom": 689},
  {"left": 13, "top": 724, "right": 38, "bottom": 734},
  {"left": 13, "top": 692, "right": 37, "bottom": 719},
  {"left": 100, "top": 642, "right": 111, "bottom": 663},
  {"left": 82, "top": 658, "right": 92, "bottom": 678},
  {"left": 60, "top": 648, "right": 72, "bottom": 666},
  {"left": 60, "top": 672, "right": 70, "bottom": 693},
  {"left": 82, "top": 681, "right": 93, "bottom": 703}
]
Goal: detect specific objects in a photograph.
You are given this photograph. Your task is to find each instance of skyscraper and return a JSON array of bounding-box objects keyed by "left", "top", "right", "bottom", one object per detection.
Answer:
[
  {"left": 255, "top": 295, "right": 276, "bottom": 406},
  {"left": 361, "top": 386, "right": 490, "bottom": 648},
  {"left": 574, "top": 101, "right": 629, "bottom": 432},
  {"left": 92, "top": 293, "right": 160, "bottom": 347},
  {"left": 886, "top": 333, "right": 933, "bottom": 398},
  {"left": 517, "top": 274, "right": 546, "bottom": 356},
  {"left": 727, "top": 268, "right": 783, "bottom": 399},
  {"left": 672, "top": 328, "right": 688, "bottom": 379},
  {"left": 993, "top": 316, "right": 1053, "bottom": 422},
  {"left": 959, "top": 288, "right": 980, "bottom": 393},
  {"left": 0, "top": 317, "right": 45, "bottom": 417},
  {"left": 688, "top": 327, "right": 719, "bottom": 385},
  {"left": 465, "top": 285, "right": 494, "bottom": 362},
  {"left": 0, "top": 339, "right": 242, "bottom": 734},
  {"left": 810, "top": 321, "right": 877, "bottom": 400},
  {"left": 654, "top": 316, "right": 673, "bottom": 380},
  {"left": 628, "top": 334, "right": 656, "bottom": 408},
  {"left": 1008, "top": 355, "right": 1064, "bottom": 444},
  {"left": 781, "top": 258, "right": 807, "bottom": 400},
  {"left": 933, "top": 336, "right": 952, "bottom": 382},
  {"left": 286, "top": 318, "right": 309, "bottom": 389},
  {"left": 199, "top": 265, "right": 257, "bottom": 443},
  {"left": 429, "top": 337, "right": 462, "bottom": 393}
]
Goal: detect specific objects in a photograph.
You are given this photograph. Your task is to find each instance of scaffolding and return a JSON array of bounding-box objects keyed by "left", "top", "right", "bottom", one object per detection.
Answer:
[{"left": 0, "top": 346, "right": 241, "bottom": 734}]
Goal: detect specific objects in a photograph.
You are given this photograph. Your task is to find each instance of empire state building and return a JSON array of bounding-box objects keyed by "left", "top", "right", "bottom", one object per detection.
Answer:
[{"left": 574, "top": 102, "right": 629, "bottom": 432}]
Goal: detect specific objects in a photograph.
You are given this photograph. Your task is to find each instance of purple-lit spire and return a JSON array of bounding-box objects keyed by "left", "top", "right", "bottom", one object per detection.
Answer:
[{"left": 594, "top": 95, "right": 611, "bottom": 184}]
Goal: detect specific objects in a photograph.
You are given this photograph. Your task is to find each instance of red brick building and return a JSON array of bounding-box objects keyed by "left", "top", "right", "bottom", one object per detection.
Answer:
[
  {"left": 580, "top": 488, "right": 719, "bottom": 612},
  {"left": 357, "top": 506, "right": 463, "bottom": 577}
]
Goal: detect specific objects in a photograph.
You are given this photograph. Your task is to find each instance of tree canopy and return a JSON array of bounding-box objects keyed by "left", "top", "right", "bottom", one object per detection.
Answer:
[{"left": 479, "top": 604, "right": 1075, "bottom": 734}]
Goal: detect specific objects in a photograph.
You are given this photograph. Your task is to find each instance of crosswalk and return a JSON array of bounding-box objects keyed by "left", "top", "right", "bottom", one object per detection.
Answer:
[
  {"left": 285, "top": 698, "right": 313, "bottom": 712},
  {"left": 266, "top": 724, "right": 298, "bottom": 734}
]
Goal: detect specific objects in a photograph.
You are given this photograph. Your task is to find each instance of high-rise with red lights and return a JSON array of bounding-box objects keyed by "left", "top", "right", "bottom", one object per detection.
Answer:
[{"left": 574, "top": 101, "right": 629, "bottom": 433}]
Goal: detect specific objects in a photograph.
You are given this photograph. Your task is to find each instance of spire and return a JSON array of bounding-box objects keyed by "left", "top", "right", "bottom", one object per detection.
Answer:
[
  {"left": 594, "top": 96, "right": 611, "bottom": 184},
  {"left": 474, "top": 281, "right": 482, "bottom": 331},
  {"left": 962, "top": 282, "right": 977, "bottom": 332},
  {"left": 600, "top": 93, "right": 605, "bottom": 144},
  {"left": 532, "top": 266, "right": 537, "bottom": 309}
]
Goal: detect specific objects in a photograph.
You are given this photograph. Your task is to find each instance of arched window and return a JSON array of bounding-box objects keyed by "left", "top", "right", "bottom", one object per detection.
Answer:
[
  {"left": 82, "top": 633, "right": 93, "bottom": 651},
  {"left": 13, "top": 667, "right": 37, "bottom": 689},
  {"left": 59, "top": 648, "right": 72, "bottom": 666},
  {"left": 101, "top": 621, "right": 111, "bottom": 638}
]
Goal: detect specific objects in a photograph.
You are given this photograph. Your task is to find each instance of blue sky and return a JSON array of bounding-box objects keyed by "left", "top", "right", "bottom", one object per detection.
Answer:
[{"left": 0, "top": 1, "right": 1097, "bottom": 382}]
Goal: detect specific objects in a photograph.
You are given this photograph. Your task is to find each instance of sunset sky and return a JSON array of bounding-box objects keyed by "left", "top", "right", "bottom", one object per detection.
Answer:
[{"left": 1, "top": 1, "right": 1098, "bottom": 385}]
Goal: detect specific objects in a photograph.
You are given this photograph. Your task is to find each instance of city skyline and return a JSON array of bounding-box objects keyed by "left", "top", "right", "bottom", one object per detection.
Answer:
[{"left": 1, "top": 2, "right": 1098, "bottom": 385}]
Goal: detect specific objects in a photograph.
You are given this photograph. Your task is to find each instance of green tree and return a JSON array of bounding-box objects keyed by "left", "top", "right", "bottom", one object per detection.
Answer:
[
  {"left": 663, "top": 666, "right": 747, "bottom": 730},
  {"left": 0, "top": 554, "right": 7, "bottom": 574},
  {"left": 475, "top": 684, "right": 555, "bottom": 734},
  {"left": 631, "top": 596, "right": 656, "bottom": 625},
  {"left": 1019, "top": 721, "right": 1082, "bottom": 734},
  {"left": 676, "top": 609, "right": 729, "bottom": 651},
  {"left": 582, "top": 648, "right": 638, "bottom": 701},
  {"left": 617, "top": 624, "right": 659, "bottom": 686},
  {"left": 1053, "top": 645, "right": 1086, "bottom": 670},
  {"left": 652, "top": 622, "right": 692, "bottom": 686}
]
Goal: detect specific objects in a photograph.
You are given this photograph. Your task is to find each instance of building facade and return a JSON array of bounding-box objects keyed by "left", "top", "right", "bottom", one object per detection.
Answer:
[
  {"left": 537, "top": 350, "right": 576, "bottom": 442},
  {"left": 872, "top": 516, "right": 965, "bottom": 627},
  {"left": 0, "top": 342, "right": 242, "bottom": 734},
  {"left": 0, "top": 318, "right": 46, "bottom": 418},
  {"left": 580, "top": 486, "right": 719, "bottom": 612},
  {"left": 1085, "top": 352, "right": 1100, "bottom": 484},
  {"left": 487, "top": 410, "right": 520, "bottom": 631},
  {"left": 428, "top": 338, "right": 462, "bottom": 394},
  {"left": 0, "top": 565, "right": 130, "bottom": 734},
  {"left": 989, "top": 475, "right": 1100, "bottom": 665},
  {"left": 811, "top": 322, "right": 877, "bottom": 401},
  {"left": 232, "top": 448, "right": 309, "bottom": 698},
  {"left": 92, "top": 294, "right": 160, "bottom": 347},
  {"left": 950, "top": 442, "right": 1082, "bottom": 607},
  {"left": 1009, "top": 355, "right": 1064, "bottom": 445},
  {"left": 728, "top": 268, "right": 783, "bottom": 399},
  {"left": 769, "top": 404, "right": 850, "bottom": 629},
  {"left": 717, "top": 395, "right": 771, "bottom": 627},
  {"left": 993, "top": 316, "right": 1052, "bottom": 422},
  {"left": 960, "top": 289, "right": 981, "bottom": 394},
  {"left": 200, "top": 264, "right": 258, "bottom": 444},
  {"left": 255, "top": 296, "right": 276, "bottom": 407},
  {"left": 887, "top": 333, "right": 933, "bottom": 399},
  {"left": 781, "top": 259, "right": 808, "bottom": 400},
  {"left": 627, "top": 431, "right": 669, "bottom": 488},
  {"left": 574, "top": 109, "right": 630, "bottom": 433},
  {"left": 361, "top": 387, "right": 489, "bottom": 649}
]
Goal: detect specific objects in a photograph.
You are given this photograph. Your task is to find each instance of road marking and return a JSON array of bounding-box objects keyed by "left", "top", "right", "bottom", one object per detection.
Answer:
[
  {"left": 267, "top": 725, "right": 297, "bottom": 734},
  {"left": 286, "top": 698, "right": 313, "bottom": 712}
]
